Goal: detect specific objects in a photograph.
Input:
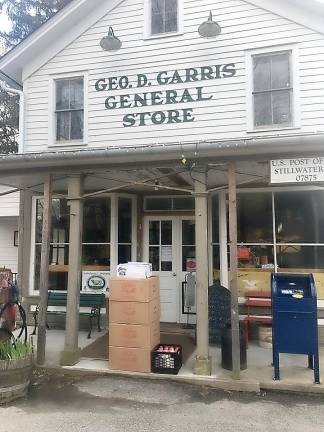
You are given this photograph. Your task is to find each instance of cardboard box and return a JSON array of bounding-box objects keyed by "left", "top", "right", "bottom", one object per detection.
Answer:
[
  {"left": 109, "top": 276, "right": 159, "bottom": 302},
  {"left": 109, "top": 346, "right": 152, "bottom": 373},
  {"left": 109, "top": 297, "right": 160, "bottom": 325},
  {"left": 109, "top": 321, "right": 160, "bottom": 349}
]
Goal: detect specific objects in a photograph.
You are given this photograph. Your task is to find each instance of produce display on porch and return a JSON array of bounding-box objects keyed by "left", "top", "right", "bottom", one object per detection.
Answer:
[{"left": 0, "top": 269, "right": 33, "bottom": 404}]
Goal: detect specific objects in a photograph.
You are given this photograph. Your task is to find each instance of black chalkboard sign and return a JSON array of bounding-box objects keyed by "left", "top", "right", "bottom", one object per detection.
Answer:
[{"left": 209, "top": 283, "right": 231, "bottom": 345}]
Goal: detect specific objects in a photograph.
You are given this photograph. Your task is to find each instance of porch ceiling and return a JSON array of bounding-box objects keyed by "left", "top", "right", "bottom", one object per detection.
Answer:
[{"left": 0, "top": 160, "right": 270, "bottom": 197}]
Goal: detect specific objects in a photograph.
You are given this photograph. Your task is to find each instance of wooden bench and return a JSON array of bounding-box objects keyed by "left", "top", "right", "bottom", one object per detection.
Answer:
[
  {"left": 32, "top": 291, "right": 106, "bottom": 339},
  {"left": 242, "top": 290, "right": 272, "bottom": 344}
]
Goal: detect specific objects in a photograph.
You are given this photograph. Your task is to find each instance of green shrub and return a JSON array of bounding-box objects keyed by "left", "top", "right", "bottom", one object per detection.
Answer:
[{"left": 0, "top": 339, "right": 32, "bottom": 360}]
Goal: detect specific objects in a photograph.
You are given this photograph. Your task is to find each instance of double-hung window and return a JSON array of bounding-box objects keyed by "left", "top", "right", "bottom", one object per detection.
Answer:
[
  {"left": 151, "top": 0, "right": 178, "bottom": 35},
  {"left": 55, "top": 78, "right": 84, "bottom": 142},
  {"left": 252, "top": 51, "right": 293, "bottom": 129}
]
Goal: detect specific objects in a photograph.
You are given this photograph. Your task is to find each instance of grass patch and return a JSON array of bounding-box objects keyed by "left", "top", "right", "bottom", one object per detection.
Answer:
[{"left": 0, "top": 339, "right": 33, "bottom": 360}]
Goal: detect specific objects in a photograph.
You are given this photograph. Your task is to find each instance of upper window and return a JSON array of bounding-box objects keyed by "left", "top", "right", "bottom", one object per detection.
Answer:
[
  {"left": 55, "top": 78, "right": 84, "bottom": 142},
  {"left": 252, "top": 51, "right": 292, "bottom": 129},
  {"left": 151, "top": 0, "right": 178, "bottom": 35}
]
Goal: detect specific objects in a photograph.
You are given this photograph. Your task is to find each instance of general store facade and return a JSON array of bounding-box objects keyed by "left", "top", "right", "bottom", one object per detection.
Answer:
[{"left": 1, "top": 0, "right": 324, "bottom": 378}]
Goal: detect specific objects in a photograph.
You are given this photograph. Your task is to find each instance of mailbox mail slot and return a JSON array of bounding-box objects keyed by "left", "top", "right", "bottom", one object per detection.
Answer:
[{"left": 271, "top": 273, "right": 320, "bottom": 384}]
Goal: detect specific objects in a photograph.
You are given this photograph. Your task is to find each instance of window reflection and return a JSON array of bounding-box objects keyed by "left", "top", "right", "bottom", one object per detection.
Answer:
[
  {"left": 83, "top": 198, "right": 110, "bottom": 243},
  {"left": 237, "top": 193, "right": 273, "bottom": 243},
  {"left": 275, "top": 191, "right": 324, "bottom": 244},
  {"left": 277, "top": 246, "right": 324, "bottom": 270}
]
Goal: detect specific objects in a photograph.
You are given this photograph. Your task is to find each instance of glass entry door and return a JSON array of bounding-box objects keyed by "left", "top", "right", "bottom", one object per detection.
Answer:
[
  {"left": 144, "top": 217, "right": 178, "bottom": 322},
  {"left": 144, "top": 216, "right": 196, "bottom": 323}
]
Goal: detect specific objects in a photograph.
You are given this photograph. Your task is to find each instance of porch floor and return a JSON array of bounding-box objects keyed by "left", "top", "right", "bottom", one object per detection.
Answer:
[{"left": 28, "top": 326, "right": 324, "bottom": 394}]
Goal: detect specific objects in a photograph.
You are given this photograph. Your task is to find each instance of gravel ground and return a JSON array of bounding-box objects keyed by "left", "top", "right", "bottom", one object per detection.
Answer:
[{"left": 1, "top": 372, "right": 324, "bottom": 432}]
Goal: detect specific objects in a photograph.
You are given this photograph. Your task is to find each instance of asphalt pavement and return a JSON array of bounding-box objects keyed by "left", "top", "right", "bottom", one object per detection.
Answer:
[{"left": 1, "top": 372, "right": 324, "bottom": 432}]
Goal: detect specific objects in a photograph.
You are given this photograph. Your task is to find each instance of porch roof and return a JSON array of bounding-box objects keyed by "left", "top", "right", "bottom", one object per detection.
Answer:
[{"left": 0, "top": 132, "right": 323, "bottom": 194}]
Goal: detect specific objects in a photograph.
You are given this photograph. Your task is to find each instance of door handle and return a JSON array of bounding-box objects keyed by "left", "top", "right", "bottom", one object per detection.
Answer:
[{"left": 172, "top": 273, "right": 177, "bottom": 277}]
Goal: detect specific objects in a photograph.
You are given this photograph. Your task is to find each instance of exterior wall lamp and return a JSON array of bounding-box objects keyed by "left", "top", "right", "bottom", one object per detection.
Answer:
[
  {"left": 198, "top": 11, "right": 222, "bottom": 38},
  {"left": 100, "top": 26, "right": 122, "bottom": 51}
]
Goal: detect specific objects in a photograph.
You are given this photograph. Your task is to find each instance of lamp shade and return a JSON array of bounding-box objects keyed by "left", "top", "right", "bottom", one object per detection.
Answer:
[
  {"left": 198, "top": 11, "right": 221, "bottom": 38},
  {"left": 100, "top": 26, "right": 122, "bottom": 51}
]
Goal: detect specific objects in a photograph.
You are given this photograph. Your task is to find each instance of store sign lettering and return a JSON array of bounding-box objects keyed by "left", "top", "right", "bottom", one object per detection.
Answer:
[
  {"left": 94, "top": 64, "right": 236, "bottom": 127},
  {"left": 270, "top": 158, "right": 324, "bottom": 183}
]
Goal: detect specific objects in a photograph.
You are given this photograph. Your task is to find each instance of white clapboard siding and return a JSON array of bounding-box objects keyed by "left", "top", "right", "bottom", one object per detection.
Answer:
[
  {"left": 23, "top": 0, "right": 324, "bottom": 153},
  {"left": 0, "top": 217, "right": 18, "bottom": 272},
  {"left": 0, "top": 186, "right": 19, "bottom": 217}
]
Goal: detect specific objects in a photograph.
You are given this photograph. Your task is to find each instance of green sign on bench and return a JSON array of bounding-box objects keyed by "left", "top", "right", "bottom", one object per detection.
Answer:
[{"left": 32, "top": 291, "right": 106, "bottom": 339}]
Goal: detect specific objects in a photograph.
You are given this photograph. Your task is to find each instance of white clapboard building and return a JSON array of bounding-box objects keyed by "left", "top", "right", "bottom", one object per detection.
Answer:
[{"left": 0, "top": 0, "right": 324, "bottom": 374}]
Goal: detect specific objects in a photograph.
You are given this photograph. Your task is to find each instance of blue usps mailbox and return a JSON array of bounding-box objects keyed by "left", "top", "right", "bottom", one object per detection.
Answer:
[{"left": 271, "top": 273, "right": 320, "bottom": 384}]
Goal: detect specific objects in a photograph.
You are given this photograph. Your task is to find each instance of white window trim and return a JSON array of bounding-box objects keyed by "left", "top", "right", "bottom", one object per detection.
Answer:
[
  {"left": 29, "top": 193, "right": 137, "bottom": 295},
  {"left": 143, "top": 0, "right": 184, "bottom": 40},
  {"left": 245, "top": 44, "right": 301, "bottom": 133},
  {"left": 48, "top": 70, "right": 88, "bottom": 148}
]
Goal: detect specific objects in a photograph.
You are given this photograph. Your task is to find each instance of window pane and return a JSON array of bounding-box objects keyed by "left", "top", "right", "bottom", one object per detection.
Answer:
[
  {"left": 149, "top": 221, "right": 160, "bottom": 245},
  {"left": 275, "top": 191, "right": 324, "bottom": 244},
  {"left": 149, "top": 246, "right": 160, "bottom": 271},
  {"left": 237, "top": 193, "right": 273, "bottom": 243},
  {"left": 272, "top": 90, "right": 291, "bottom": 125},
  {"left": 36, "top": 199, "right": 70, "bottom": 244},
  {"left": 56, "top": 80, "right": 70, "bottom": 110},
  {"left": 151, "top": 13, "right": 164, "bottom": 34},
  {"left": 254, "top": 93, "right": 272, "bottom": 127},
  {"left": 238, "top": 245, "right": 274, "bottom": 268},
  {"left": 51, "top": 199, "right": 70, "bottom": 243},
  {"left": 271, "top": 53, "right": 290, "bottom": 89},
  {"left": 212, "top": 245, "right": 220, "bottom": 283},
  {"left": 253, "top": 56, "right": 271, "bottom": 92},
  {"left": 82, "top": 244, "right": 110, "bottom": 267},
  {"left": 173, "top": 197, "right": 194, "bottom": 210},
  {"left": 212, "top": 196, "right": 219, "bottom": 243},
  {"left": 151, "top": 0, "right": 177, "bottom": 34},
  {"left": 34, "top": 245, "right": 68, "bottom": 292},
  {"left": 49, "top": 244, "right": 69, "bottom": 266},
  {"left": 277, "top": 246, "right": 324, "bottom": 270},
  {"left": 182, "top": 220, "right": 195, "bottom": 245},
  {"left": 145, "top": 197, "right": 172, "bottom": 210},
  {"left": 70, "top": 110, "right": 83, "bottom": 140},
  {"left": 182, "top": 246, "right": 195, "bottom": 271},
  {"left": 35, "top": 200, "right": 43, "bottom": 243},
  {"left": 161, "top": 220, "right": 172, "bottom": 245},
  {"left": 118, "top": 245, "right": 131, "bottom": 265},
  {"left": 118, "top": 198, "right": 132, "bottom": 243},
  {"left": 165, "top": 0, "right": 177, "bottom": 11},
  {"left": 152, "top": 0, "right": 164, "bottom": 13},
  {"left": 165, "top": 11, "right": 177, "bottom": 32},
  {"left": 83, "top": 198, "right": 110, "bottom": 243},
  {"left": 161, "top": 245, "right": 172, "bottom": 271},
  {"left": 70, "top": 79, "right": 84, "bottom": 109},
  {"left": 56, "top": 111, "right": 70, "bottom": 141}
]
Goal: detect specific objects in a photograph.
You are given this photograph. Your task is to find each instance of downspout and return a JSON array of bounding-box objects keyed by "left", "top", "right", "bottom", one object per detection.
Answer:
[{"left": 0, "top": 80, "right": 24, "bottom": 153}]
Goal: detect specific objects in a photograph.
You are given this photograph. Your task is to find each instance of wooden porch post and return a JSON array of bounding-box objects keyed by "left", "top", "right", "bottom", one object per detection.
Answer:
[
  {"left": 228, "top": 161, "right": 241, "bottom": 379},
  {"left": 193, "top": 171, "right": 211, "bottom": 376},
  {"left": 60, "top": 175, "right": 83, "bottom": 366},
  {"left": 37, "top": 174, "right": 52, "bottom": 365}
]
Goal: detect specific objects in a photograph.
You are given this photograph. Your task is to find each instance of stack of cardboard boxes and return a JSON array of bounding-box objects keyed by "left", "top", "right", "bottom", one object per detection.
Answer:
[{"left": 109, "top": 276, "right": 160, "bottom": 373}]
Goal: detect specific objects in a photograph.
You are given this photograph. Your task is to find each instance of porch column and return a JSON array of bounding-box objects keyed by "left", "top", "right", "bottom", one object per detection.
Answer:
[
  {"left": 228, "top": 161, "right": 241, "bottom": 379},
  {"left": 17, "top": 189, "right": 33, "bottom": 314},
  {"left": 193, "top": 171, "right": 211, "bottom": 376},
  {"left": 219, "top": 190, "right": 229, "bottom": 289},
  {"left": 60, "top": 175, "right": 83, "bottom": 366},
  {"left": 37, "top": 174, "right": 52, "bottom": 365}
]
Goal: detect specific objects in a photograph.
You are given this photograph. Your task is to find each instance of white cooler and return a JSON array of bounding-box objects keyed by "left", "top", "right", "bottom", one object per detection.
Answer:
[{"left": 117, "top": 262, "right": 153, "bottom": 279}]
